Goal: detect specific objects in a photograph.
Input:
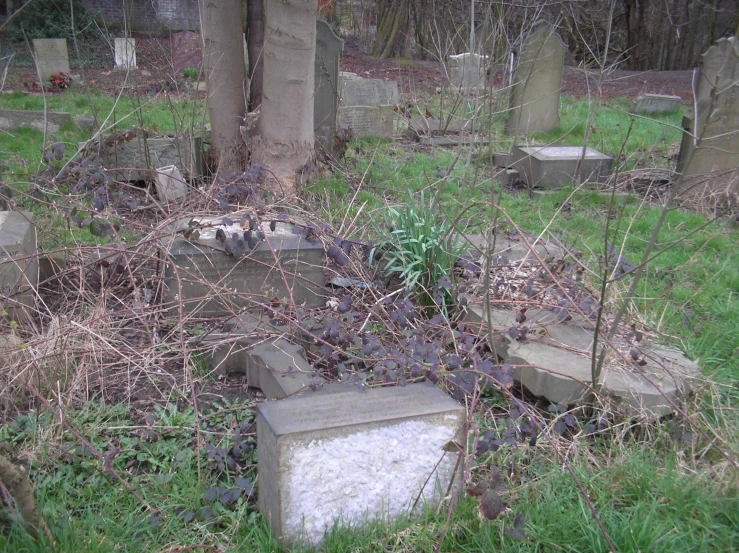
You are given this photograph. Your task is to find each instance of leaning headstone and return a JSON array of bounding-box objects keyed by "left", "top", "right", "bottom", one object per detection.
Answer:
[
  {"left": 0, "top": 109, "right": 71, "bottom": 134},
  {"left": 0, "top": 212, "right": 38, "bottom": 320},
  {"left": 448, "top": 52, "right": 486, "bottom": 92},
  {"left": 505, "top": 21, "right": 567, "bottom": 136},
  {"left": 314, "top": 20, "right": 343, "bottom": 132},
  {"left": 172, "top": 31, "right": 203, "bottom": 74},
  {"left": 257, "top": 383, "right": 464, "bottom": 546},
  {"left": 154, "top": 165, "right": 188, "bottom": 202},
  {"left": 32, "top": 39, "right": 71, "bottom": 84},
  {"left": 510, "top": 145, "right": 613, "bottom": 189},
  {"left": 676, "top": 36, "right": 739, "bottom": 198},
  {"left": 161, "top": 216, "right": 326, "bottom": 317},
  {"left": 631, "top": 93, "right": 682, "bottom": 114},
  {"left": 114, "top": 38, "right": 137, "bottom": 70}
]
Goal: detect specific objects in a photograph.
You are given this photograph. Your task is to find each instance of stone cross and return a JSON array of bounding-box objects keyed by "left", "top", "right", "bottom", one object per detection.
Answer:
[
  {"left": 505, "top": 21, "right": 567, "bottom": 136},
  {"left": 676, "top": 36, "right": 739, "bottom": 198}
]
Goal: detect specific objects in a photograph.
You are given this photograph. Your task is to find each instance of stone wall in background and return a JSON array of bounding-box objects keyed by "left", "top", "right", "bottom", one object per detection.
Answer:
[{"left": 84, "top": 0, "right": 200, "bottom": 33}]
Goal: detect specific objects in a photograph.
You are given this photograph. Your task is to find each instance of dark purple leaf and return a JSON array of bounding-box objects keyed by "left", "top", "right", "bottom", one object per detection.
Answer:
[{"left": 479, "top": 490, "right": 507, "bottom": 520}]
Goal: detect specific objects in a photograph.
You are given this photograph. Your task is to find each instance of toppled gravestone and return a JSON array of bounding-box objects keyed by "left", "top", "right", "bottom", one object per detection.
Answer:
[
  {"left": 0, "top": 109, "right": 72, "bottom": 134},
  {"left": 161, "top": 216, "right": 326, "bottom": 317},
  {"left": 631, "top": 93, "right": 683, "bottom": 114},
  {"left": 0, "top": 212, "right": 38, "bottom": 321},
  {"left": 509, "top": 145, "right": 614, "bottom": 189},
  {"left": 257, "top": 382, "right": 464, "bottom": 546},
  {"left": 457, "top": 232, "right": 700, "bottom": 416},
  {"left": 203, "top": 313, "right": 325, "bottom": 399}
]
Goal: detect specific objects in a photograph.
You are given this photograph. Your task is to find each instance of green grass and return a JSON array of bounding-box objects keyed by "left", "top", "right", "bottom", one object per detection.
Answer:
[{"left": 1, "top": 90, "right": 738, "bottom": 551}]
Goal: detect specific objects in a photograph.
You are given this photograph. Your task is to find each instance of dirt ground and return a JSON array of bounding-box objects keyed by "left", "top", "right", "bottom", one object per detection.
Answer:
[{"left": 2, "top": 34, "right": 695, "bottom": 101}]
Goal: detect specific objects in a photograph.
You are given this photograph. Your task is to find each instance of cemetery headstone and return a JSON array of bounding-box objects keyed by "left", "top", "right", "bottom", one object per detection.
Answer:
[
  {"left": 337, "top": 75, "right": 399, "bottom": 139},
  {"left": 161, "top": 216, "right": 326, "bottom": 317},
  {"left": 257, "top": 383, "right": 464, "bottom": 546},
  {"left": 114, "top": 38, "right": 137, "bottom": 70},
  {"left": 676, "top": 36, "right": 739, "bottom": 198},
  {"left": 631, "top": 93, "right": 683, "bottom": 114},
  {"left": 505, "top": 21, "right": 567, "bottom": 136},
  {"left": 510, "top": 146, "right": 613, "bottom": 189},
  {"left": 448, "top": 52, "right": 486, "bottom": 92},
  {"left": 0, "top": 110, "right": 71, "bottom": 134},
  {"left": 0, "top": 212, "right": 38, "bottom": 320},
  {"left": 172, "top": 31, "right": 203, "bottom": 74},
  {"left": 32, "top": 39, "right": 71, "bottom": 84},
  {"left": 314, "top": 20, "right": 343, "bottom": 132}
]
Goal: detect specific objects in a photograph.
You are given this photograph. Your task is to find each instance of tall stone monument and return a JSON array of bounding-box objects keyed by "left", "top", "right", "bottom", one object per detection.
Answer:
[
  {"left": 314, "top": 20, "right": 343, "bottom": 132},
  {"left": 32, "top": 39, "right": 71, "bottom": 83},
  {"left": 505, "top": 21, "right": 567, "bottom": 136},
  {"left": 676, "top": 36, "right": 739, "bottom": 198}
]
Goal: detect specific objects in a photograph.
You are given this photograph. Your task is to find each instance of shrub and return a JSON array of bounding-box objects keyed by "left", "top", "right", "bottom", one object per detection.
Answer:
[
  {"left": 2, "top": 0, "right": 99, "bottom": 43},
  {"left": 182, "top": 67, "right": 199, "bottom": 79}
]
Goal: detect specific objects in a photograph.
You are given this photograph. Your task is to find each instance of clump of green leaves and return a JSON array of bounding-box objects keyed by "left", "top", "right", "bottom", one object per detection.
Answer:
[
  {"left": 373, "top": 193, "right": 467, "bottom": 309},
  {"left": 182, "top": 67, "right": 199, "bottom": 79}
]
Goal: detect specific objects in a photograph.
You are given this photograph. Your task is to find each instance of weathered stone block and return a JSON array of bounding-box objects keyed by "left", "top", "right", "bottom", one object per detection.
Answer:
[
  {"left": 449, "top": 52, "right": 487, "bottom": 92},
  {"left": 154, "top": 165, "right": 188, "bottom": 202},
  {"left": 161, "top": 217, "right": 326, "bottom": 317},
  {"left": 631, "top": 93, "right": 683, "bottom": 114},
  {"left": 0, "top": 212, "right": 38, "bottom": 320},
  {"left": 510, "top": 146, "right": 613, "bottom": 189},
  {"left": 337, "top": 105, "right": 394, "bottom": 139},
  {"left": 257, "top": 383, "right": 464, "bottom": 546},
  {"left": 96, "top": 134, "right": 203, "bottom": 182},
  {"left": 0, "top": 110, "right": 71, "bottom": 134},
  {"left": 33, "top": 39, "right": 70, "bottom": 83}
]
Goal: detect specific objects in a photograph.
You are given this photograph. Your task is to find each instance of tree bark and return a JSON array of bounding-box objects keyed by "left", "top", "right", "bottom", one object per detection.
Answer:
[
  {"left": 0, "top": 454, "right": 53, "bottom": 542},
  {"left": 250, "top": 0, "right": 318, "bottom": 195},
  {"left": 373, "top": 0, "right": 410, "bottom": 59},
  {"left": 246, "top": 0, "right": 264, "bottom": 112},
  {"left": 200, "top": 0, "right": 247, "bottom": 173}
]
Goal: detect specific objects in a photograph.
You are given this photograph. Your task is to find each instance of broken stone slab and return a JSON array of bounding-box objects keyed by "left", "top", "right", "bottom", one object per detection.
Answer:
[
  {"left": 406, "top": 115, "right": 467, "bottom": 139},
  {"left": 161, "top": 216, "right": 326, "bottom": 317},
  {"left": 256, "top": 382, "right": 464, "bottom": 547},
  {"left": 464, "top": 303, "right": 700, "bottom": 416},
  {"left": 631, "top": 93, "right": 683, "bottom": 114},
  {"left": 418, "top": 136, "right": 490, "bottom": 146},
  {"left": 0, "top": 109, "right": 72, "bottom": 134},
  {"left": 0, "top": 212, "right": 38, "bottom": 321},
  {"left": 32, "top": 38, "right": 70, "bottom": 83},
  {"left": 91, "top": 134, "right": 204, "bottom": 182},
  {"left": 76, "top": 115, "right": 97, "bottom": 131},
  {"left": 249, "top": 339, "right": 324, "bottom": 399},
  {"left": 154, "top": 165, "right": 188, "bottom": 203},
  {"left": 510, "top": 146, "right": 613, "bottom": 189}
]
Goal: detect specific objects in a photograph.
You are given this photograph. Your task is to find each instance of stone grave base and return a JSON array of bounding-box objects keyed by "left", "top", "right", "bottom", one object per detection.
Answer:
[
  {"left": 510, "top": 146, "right": 613, "bottom": 189},
  {"left": 257, "top": 383, "right": 464, "bottom": 546},
  {"left": 631, "top": 93, "right": 683, "bottom": 114},
  {"left": 0, "top": 110, "right": 72, "bottom": 134}
]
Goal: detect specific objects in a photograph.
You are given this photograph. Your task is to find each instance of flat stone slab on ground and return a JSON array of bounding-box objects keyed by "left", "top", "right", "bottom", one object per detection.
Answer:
[
  {"left": 0, "top": 110, "right": 71, "bottom": 134},
  {"left": 510, "top": 146, "right": 613, "bottom": 189},
  {"left": 459, "top": 233, "right": 564, "bottom": 265},
  {"left": 465, "top": 304, "right": 700, "bottom": 416},
  {"left": 257, "top": 383, "right": 464, "bottom": 546},
  {"left": 0, "top": 212, "right": 38, "bottom": 320},
  {"left": 631, "top": 93, "right": 683, "bottom": 114},
  {"left": 161, "top": 216, "right": 326, "bottom": 317}
]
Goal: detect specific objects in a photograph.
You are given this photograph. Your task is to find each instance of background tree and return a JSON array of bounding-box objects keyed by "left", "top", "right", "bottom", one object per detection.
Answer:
[
  {"left": 200, "top": 0, "right": 247, "bottom": 173},
  {"left": 250, "top": 0, "right": 318, "bottom": 194},
  {"left": 246, "top": 0, "right": 264, "bottom": 112}
]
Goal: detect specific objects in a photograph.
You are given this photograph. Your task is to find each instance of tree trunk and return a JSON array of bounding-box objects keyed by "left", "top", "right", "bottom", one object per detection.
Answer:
[
  {"left": 373, "top": 0, "right": 410, "bottom": 59},
  {"left": 246, "top": 0, "right": 264, "bottom": 112},
  {"left": 250, "top": 0, "right": 317, "bottom": 195},
  {"left": 200, "top": 0, "right": 247, "bottom": 173},
  {"left": 624, "top": 0, "right": 645, "bottom": 70}
]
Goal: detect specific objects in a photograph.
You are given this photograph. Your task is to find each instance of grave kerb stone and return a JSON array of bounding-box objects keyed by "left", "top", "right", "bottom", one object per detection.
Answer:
[
  {"left": 32, "top": 39, "right": 71, "bottom": 84},
  {"left": 114, "top": 37, "right": 137, "bottom": 69},
  {"left": 161, "top": 216, "right": 326, "bottom": 317},
  {"left": 631, "top": 93, "right": 683, "bottom": 114},
  {"left": 257, "top": 382, "right": 464, "bottom": 546}
]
